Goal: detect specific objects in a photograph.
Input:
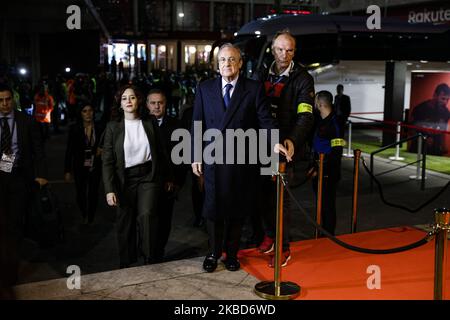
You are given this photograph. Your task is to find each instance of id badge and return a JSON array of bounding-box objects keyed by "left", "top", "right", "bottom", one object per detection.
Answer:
[
  {"left": 0, "top": 153, "right": 16, "bottom": 173},
  {"left": 84, "top": 150, "right": 94, "bottom": 168}
]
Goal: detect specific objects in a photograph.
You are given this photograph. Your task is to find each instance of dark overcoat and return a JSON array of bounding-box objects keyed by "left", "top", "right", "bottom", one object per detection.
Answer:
[{"left": 192, "top": 76, "right": 277, "bottom": 221}]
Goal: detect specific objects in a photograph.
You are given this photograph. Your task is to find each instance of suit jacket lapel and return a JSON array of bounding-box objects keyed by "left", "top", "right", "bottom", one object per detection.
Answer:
[
  {"left": 15, "top": 113, "right": 24, "bottom": 156},
  {"left": 142, "top": 118, "right": 157, "bottom": 175},
  {"left": 220, "top": 76, "right": 248, "bottom": 131},
  {"left": 142, "top": 118, "right": 156, "bottom": 153},
  {"left": 211, "top": 77, "right": 226, "bottom": 123},
  {"left": 116, "top": 120, "right": 125, "bottom": 170}
]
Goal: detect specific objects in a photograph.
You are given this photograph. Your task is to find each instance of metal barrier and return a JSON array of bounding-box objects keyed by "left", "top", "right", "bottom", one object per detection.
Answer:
[
  {"left": 254, "top": 162, "right": 301, "bottom": 300},
  {"left": 388, "top": 121, "right": 405, "bottom": 161},
  {"left": 343, "top": 120, "right": 353, "bottom": 158},
  {"left": 370, "top": 133, "right": 427, "bottom": 192},
  {"left": 257, "top": 150, "right": 448, "bottom": 299},
  {"left": 351, "top": 149, "right": 361, "bottom": 233},
  {"left": 434, "top": 208, "right": 450, "bottom": 300},
  {"left": 315, "top": 153, "right": 324, "bottom": 239}
]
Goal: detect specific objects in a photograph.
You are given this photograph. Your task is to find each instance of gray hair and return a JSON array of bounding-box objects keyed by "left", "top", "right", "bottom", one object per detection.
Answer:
[
  {"left": 218, "top": 43, "right": 242, "bottom": 60},
  {"left": 271, "top": 29, "right": 297, "bottom": 49}
]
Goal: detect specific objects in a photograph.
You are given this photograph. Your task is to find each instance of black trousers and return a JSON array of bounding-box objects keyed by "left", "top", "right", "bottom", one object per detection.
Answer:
[
  {"left": 313, "top": 176, "right": 338, "bottom": 236},
  {"left": 206, "top": 217, "right": 243, "bottom": 260},
  {"left": 74, "top": 167, "right": 101, "bottom": 223},
  {"left": 116, "top": 162, "right": 160, "bottom": 267},
  {"left": 259, "top": 175, "right": 291, "bottom": 251},
  {"left": 0, "top": 169, "right": 29, "bottom": 289},
  {"left": 191, "top": 172, "right": 204, "bottom": 222},
  {"left": 154, "top": 190, "right": 175, "bottom": 262}
]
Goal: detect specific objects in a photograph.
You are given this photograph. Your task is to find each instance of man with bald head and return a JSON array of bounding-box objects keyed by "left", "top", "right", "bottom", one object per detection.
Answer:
[{"left": 254, "top": 30, "right": 315, "bottom": 267}]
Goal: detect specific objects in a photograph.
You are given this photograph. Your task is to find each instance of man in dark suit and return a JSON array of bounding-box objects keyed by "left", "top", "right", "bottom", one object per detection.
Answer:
[
  {"left": 146, "top": 88, "right": 185, "bottom": 262},
  {"left": 334, "top": 84, "right": 351, "bottom": 127},
  {"left": 191, "top": 44, "right": 291, "bottom": 273},
  {"left": 0, "top": 83, "right": 48, "bottom": 298}
]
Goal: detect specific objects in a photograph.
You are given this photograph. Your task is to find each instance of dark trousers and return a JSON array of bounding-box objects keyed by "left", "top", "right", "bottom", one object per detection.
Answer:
[
  {"left": 191, "top": 172, "right": 204, "bottom": 223},
  {"left": 259, "top": 175, "right": 290, "bottom": 251},
  {"left": 116, "top": 162, "right": 160, "bottom": 267},
  {"left": 39, "top": 122, "right": 50, "bottom": 141},
  {"left": 154, "top": 191, "right": 175, "bottom": 261},
  {"left": 313, "top": 177, "right": 338, "bottom": 236},
  {"left": 206, "top": 217, "right": 243, "bottom": 259},
  {"left": 0, "top": 170, "right": 29, "bottom": 289},
  {"left": 74, "top": 167, "right": 101, "bottom": 223}
]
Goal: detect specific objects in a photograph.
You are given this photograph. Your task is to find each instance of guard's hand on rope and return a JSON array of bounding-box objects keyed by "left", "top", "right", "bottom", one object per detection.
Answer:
[
  {"left": 283, "top": 139, "right": 295, "bottom": 159},
  {"left": 274, "top": 143, "right": 292, "bottom": 162}
]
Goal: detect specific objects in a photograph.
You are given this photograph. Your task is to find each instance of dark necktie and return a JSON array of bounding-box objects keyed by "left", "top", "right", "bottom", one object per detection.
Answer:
[
  {"left": 224, "top": 83, "right": 233, "bottom": 109},
  {"left": 1, "top": 117, "right": 12, "bottom": 155}
]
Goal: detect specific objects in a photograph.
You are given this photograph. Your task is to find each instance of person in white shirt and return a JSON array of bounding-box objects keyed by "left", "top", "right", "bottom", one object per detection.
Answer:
[{"left": 102, "top": 85, "right": 172, "bottom": 268}]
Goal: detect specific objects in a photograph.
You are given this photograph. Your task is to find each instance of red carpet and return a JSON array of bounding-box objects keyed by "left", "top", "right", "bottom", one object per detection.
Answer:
[{"left": 238, "top": 227, "right": 450, "bottom": 300}]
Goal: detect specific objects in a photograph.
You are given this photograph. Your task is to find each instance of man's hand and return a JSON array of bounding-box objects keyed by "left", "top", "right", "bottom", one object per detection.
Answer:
[
  {"left": 35, "top": 177, "right": 48, "bottom": 187},
  {"left": 192, "top": 162, "right": 203, "bottom": 177},
  {"left": 274, "top": 144, "right": 293, "bottom": 162},
  {"left": 283, "top": 139, "right": 295, "bottom": 159},
  {"left": 64, "top": 172, "right": 72, "bottom": 183},
  {"left": 106, "top": 192, "right": 118, "bottom": 207}
]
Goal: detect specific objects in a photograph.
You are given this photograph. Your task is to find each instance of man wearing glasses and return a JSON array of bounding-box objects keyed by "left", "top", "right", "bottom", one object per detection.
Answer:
[{"left": 254, "top": 30, "right": 315, "bottom": 267}]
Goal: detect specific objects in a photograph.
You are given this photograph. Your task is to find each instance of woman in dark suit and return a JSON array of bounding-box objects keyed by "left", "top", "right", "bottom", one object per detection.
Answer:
[
  {"left": 64, "top": 102, "right": 103, "bottom": 225},
  {"left": 102, "top": 85, "right": 171, "bottom": 268}
]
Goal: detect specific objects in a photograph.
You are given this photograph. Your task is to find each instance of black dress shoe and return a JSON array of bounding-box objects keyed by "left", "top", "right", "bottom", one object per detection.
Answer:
[
  {"left": 223, "top": 257, "right": 240, "bottom": 271},
  {"left": 203, "top": 254, "right": 218, "bottom": 272}
]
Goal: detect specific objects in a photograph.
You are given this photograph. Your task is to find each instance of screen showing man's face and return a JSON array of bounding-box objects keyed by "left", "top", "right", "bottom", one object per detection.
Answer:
[{"left": 436, "top": 92, "right": 450, "bottom": 108}]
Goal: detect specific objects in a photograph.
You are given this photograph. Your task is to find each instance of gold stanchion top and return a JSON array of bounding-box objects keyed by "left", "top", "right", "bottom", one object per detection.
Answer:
[
  {"left": 434, "top": 208, "right": 450, "bottom": 229},
  {"left": 353, "top": 149, "right": 362, "bottom": 157}
]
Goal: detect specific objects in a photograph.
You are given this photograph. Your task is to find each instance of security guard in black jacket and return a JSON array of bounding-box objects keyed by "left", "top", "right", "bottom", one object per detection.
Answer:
[
  {"left": 310, "top": 90, "right": 344, "bottom": 236},
  {"left": 253, "top": 30, "right": 315, "bottom": 267}
]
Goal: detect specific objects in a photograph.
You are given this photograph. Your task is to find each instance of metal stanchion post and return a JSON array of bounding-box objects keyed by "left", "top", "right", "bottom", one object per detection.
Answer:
[
  {"left": 254, "top": 162, "right": 301, "bottom": 300},
  {"left": 315, "top": 153, "right": 324, "bottom": 239},
  {"left": 343, "top": 120, "right": 353, "bottom": 158},
  {"left": 434, "top": 208, "right": 450, "bottom": 300},
  {"left": 421, "top": 135, "right": 427, "bottom": 191},
  {"left": 389, "top": 121, "right": 405, "bottom": 161},
  {"left": 351, "top": 149, "right": 361, "bottom": 234},
  {"left": 409, "top": 133, "right": 423, "bottom": 181}
]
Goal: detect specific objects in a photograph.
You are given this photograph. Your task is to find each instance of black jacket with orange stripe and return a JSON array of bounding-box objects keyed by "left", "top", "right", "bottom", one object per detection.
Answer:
[{"left": 254, "top": 62, "right": 315, "bottom": 159}]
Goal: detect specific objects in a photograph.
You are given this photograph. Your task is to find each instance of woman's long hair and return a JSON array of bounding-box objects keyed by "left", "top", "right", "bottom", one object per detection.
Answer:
[{"left": 112, "top": 84, "right": 148, "bottom": 121}]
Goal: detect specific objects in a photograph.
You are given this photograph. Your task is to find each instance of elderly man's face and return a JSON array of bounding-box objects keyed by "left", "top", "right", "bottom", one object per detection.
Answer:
[
  {"left": 0, "top": 90, "right": 14, "bottom": 115},
  {"left": 218, "top": 47, "right": 242, "bottom": 81},
  {"left": 272, "top": 35, "right": 296, "bottom": 71}
]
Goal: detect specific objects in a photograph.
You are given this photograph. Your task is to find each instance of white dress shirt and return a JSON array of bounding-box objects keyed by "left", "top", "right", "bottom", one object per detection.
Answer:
[{"left": 123, "top": 119, "right": 152, "bottom": 168}]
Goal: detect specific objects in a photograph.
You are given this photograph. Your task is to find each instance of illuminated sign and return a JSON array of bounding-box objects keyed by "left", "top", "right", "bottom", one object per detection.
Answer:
[{"left": 408, "top": 8, "right": 450, "bottom": 24}]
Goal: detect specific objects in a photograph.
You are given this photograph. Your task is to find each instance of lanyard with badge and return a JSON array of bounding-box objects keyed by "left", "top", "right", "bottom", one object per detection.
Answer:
[
  {"left": 0, "top": 120, "right": 16, "bottom": 173},
  {"left": 84, "top": 126, "right": 95, "bottom": 170}
]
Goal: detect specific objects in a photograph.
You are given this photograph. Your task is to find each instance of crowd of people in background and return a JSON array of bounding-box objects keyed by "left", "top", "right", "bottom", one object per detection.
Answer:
[{"left": 1, "top": 33, "right": 354, "bottom": 297}]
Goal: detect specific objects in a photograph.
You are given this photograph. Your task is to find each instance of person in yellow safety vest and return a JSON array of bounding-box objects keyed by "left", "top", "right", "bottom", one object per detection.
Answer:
[{"left": 34, "top": 84, "right": 54, "bottom": 141}]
